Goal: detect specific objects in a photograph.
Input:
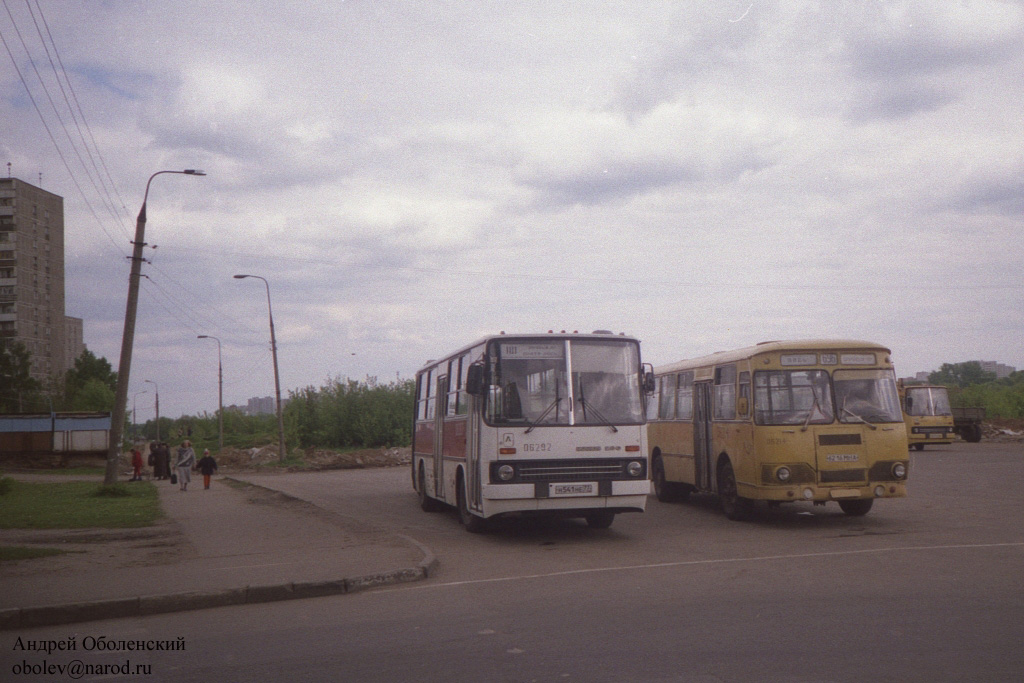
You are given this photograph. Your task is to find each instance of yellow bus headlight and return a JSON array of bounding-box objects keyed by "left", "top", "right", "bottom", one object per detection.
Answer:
[
  {"left": 891, "top": 462, "right": 907, "bottom": 480},
  {"left": 776, "top": 466, "right": 791, "bottom": 483}
]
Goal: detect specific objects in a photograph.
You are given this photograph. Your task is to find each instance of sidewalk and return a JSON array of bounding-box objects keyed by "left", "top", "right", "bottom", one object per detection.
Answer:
[{"left": 0, "top": 475, "right": 436, "bottom": 630}]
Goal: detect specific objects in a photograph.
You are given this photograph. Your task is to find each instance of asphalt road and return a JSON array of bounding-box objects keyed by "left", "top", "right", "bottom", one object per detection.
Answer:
[{"left": 4, "top": 442, "right": 1022, "bottom": 682}]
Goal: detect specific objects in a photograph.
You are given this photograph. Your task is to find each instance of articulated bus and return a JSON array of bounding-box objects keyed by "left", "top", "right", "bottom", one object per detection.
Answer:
[
  {"left": 412, "top": 331, "right": 653, "bottom": 532},
  {"left": 898, "top": 381, "right": 955, "bottom": 450},
  {"left": 646, "top": 340, "right": 909, "bottom": 520}
]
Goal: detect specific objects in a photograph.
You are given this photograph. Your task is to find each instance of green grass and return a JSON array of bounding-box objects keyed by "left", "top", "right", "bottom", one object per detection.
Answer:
[
  {"left": 0, "top": 546, "right": 72, "bottom": 562},
  {"left": 0, "top": 480, "right": 163, "bottom": 529}
]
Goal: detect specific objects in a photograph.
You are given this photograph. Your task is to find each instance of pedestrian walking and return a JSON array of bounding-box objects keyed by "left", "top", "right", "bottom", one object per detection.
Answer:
[
  {"left": 156, "top": 442, "right": 171, "bottom": 480},
  {"left": 175, "top": 440, "right": 196, "bottom": 491},
  {"left": 196, "top": 449, "right": 218, "bottom": 490},
  {"left": 130, "top": 447, "right": 143, "bottom": 481}
]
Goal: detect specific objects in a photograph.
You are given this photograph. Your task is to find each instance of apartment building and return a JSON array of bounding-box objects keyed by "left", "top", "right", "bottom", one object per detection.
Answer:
[{"left": 0, "top": 176, "right": 69, "bottom": 385}]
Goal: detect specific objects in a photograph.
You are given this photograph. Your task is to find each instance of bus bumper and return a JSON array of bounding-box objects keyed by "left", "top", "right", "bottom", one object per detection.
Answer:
[
  {"left": 741, "top": 482, "right": 908, "bottom": 502},
  {"left": 481, "top": 480, "right": 649, "bottom": 515}
]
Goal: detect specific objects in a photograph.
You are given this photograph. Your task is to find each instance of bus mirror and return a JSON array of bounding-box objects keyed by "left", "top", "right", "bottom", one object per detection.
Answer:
[
  {"left": 642, "top": 367, "right": 656, "bottom": 395},
  {"left": 737, "top": 397, "right": 749, "bottom": 416},
  {"left": 466, "top": 364, "right": 486, "bottom": 396}
]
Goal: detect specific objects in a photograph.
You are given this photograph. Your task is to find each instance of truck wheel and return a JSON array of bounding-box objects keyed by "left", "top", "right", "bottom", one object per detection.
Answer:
[{"left": 967, "top": 424, "right": 983, "bottom": 443}]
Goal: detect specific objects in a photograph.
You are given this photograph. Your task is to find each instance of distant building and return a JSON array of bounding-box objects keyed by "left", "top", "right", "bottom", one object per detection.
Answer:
[
  {"left": 244, "top": 396, "right": 289, "bottom": 416},
  {"left": 976, "top": 361, "right": 1015, "bottom": 379},
  {"left": 64, "top": 316, "right": 85, "bottom": 371},
  {"left": 0, "top": 176, "right": 75, "bottom": 385}
]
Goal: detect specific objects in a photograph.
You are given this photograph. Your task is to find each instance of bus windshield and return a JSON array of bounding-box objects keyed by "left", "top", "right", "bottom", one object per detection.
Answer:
[
  {"left": 905, "top": 386, "right": 953, "bottom": 417},
  {"left": 754, "top": 370, "right": 835, "bottom": 426},
  {"left": 487, "top": 339, "right": 643, "bottom": 426},
  {"left": 834, "top": 369, "right": 903, "bottom": 424}
]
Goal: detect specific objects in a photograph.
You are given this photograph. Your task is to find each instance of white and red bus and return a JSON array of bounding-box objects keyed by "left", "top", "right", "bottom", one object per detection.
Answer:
[{"left": 412, "top": 331, "right": 653, "bottom": 532}]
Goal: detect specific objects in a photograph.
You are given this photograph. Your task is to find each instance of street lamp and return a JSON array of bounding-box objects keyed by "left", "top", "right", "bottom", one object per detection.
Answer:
[
  {"left": 132, "top": 390, "right": 147, "bottom": 438},
  {"left": 104, "top": 169, "right": 206, "bottom": 485},
  {"left": 197, "top": 335, "right": 223, "bottom": 450},
  {"left": 144, "top": 379, "right": 159, "bottom": 442},
  {"left": 234, "top": 274, "right": 286, "bottom": 462}
]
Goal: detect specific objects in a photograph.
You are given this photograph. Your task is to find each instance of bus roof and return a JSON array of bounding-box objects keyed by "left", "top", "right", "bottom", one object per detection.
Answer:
[
  {"left": 417, "top": 330, "right": 641, "bottom": 373},
  {"left": 653, "top": 339, "right": 893, "bottom": 375}
]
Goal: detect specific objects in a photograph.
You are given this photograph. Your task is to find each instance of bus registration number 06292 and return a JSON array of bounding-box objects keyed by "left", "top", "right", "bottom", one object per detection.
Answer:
[{"left": 550, "top": 483, "right": 596, "bottom": 497}]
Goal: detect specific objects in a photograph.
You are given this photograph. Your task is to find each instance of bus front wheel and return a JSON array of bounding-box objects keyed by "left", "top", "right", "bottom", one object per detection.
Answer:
[
  {"left": 652, "top": 455, "right": 689, "bottom": 503},
  {"left": 838, "top": 498, "right": 873, "bottom": 516},
  {"left": 585, "top": 511, "right": 615, "bottom": 529},
  {"left": 457, "top": 474, "right": 488, "bottom": 533},
  {"left": 718, "top": 460, "right": 752, "bottom": 521}
]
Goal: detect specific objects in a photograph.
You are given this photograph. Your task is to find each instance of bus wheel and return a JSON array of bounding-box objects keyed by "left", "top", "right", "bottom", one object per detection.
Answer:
[
  {"left": 585, "top": 511, "right": 615, "bottom": 529},
  {"left": 457, "top": 475, "right": 488, "bottom": 533},
  {"left": 718, "top": 460, "right": 752, "bottom": 521},
  {"left": 652, "top": 455, "right": 687, "bottom": 503},
  {"left": 838, "top": 499, "right": 873, "bottom": 516},
  {"left": 418, "top": 463, "right": 443, "bottom": 513},
  {"left": 913, "top": 443, "right": 924, "bottom": 451}
]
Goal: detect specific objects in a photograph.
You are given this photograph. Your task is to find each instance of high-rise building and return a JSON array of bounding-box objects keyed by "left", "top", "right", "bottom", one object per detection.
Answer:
[{"left": 0, "top": 176, "right": 69, "bottom": 386}]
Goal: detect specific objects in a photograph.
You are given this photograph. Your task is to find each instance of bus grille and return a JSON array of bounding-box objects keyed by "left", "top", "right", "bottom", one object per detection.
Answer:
[
  {"left": 490, "top": 458, "right": 646, "bottom": 484},
  {"left": 819, "top": 469, "right": 867, "bottom": 484}
]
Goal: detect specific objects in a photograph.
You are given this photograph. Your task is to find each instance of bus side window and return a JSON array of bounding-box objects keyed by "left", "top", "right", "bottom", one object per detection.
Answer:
[
  {"left": 714, "top": 365, "right": 737, "bottom": 420},
  {"left": 646, "top": 377, "right": 661, "bottom": 421},
  {"left": 738, "top": 371, "right": 750, "bottom": 417},
  {"left": 424, "top": 368, "right": 436, "bottom": 420},
  {"left": 658, "top": 374, "right": 677, "bottom": 419},
  {"left": 677, "top": 371, "right": 694, "bottom": 420}
]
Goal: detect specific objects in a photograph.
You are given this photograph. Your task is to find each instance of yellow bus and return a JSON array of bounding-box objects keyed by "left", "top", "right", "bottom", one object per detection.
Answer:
[
  {"left": 898, "top": 381, "right": 955, "bottom": 450},
  {"left": 647, "top": 340, "right": 909, "bottom": 520}
]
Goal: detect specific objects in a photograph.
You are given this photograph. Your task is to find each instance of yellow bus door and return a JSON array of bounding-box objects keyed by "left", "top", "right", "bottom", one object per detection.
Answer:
[{"left": 694, "top": 382, "right": 714, "bottom": 491}]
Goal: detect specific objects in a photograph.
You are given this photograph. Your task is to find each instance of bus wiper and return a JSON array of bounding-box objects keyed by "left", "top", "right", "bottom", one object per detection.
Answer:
[
  {"left": 840, "top": 405, "right": 878, "bottom": 430},
  {"left": 525, "top": 398, "right": 561, "bottom": 434},
  {"left": 577, "top": 379, "right": 618, "bottom": 432},
  {"left": 800, "top": 391, "right": 823, "bottom": 432}
]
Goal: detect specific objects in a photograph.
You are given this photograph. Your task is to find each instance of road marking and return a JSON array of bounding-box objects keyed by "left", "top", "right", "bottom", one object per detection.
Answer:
[{"left": 391, "top": 541, "right": 1024, "bottom": 592}]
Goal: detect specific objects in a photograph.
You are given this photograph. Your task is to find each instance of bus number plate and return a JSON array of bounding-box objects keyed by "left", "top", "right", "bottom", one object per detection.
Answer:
[{"left": 550, "top": 483, "right": 596, "bottom": 497}]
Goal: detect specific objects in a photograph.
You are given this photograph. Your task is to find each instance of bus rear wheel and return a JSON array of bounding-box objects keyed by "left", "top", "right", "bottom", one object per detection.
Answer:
[
  {"left": 418, "top": 463, "right": 443, "bottom": 513},
  {"left": 457, "top": 474, "right": 488, "bottom": 533},
  {"left": 718, "top": 460, "right": 752, "bottom": 521},
  {"left": 838, "top": 498, "right": 873, "bottom": 516},
  {"left": 585, "top": 511, "right": 615, "bottom": 529}
]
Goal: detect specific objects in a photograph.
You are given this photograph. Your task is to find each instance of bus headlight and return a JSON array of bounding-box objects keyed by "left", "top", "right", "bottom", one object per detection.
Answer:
[
  {"left": 891, "top": 462, "right": 907, "bottom": 480},
  {"left": 497, "top": 465, "right": 515, "bottom": 482},
  {"left": 776, "top": 467, "right": 791, "bottom": 483},
  {"left": 627, "top": 461, "right": 644, "bottom": 477}
]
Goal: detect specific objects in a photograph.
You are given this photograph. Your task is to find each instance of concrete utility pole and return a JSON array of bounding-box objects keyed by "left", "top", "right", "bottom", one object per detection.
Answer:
[
  {"left": 104, "top": 170, "right": 205, "bottom": 485},
  {"left": 144, "top": 379, "right": 159, "bottom": 441},
  {"left": 197, "top": 335, "right": 223, "bottom": 449},
  {"left": 233, "top": 274, "right": 286, "bottom": 462}
]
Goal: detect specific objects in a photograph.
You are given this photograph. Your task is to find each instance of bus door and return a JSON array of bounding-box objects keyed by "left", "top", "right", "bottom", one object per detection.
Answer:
[
  {"left": 433, "top": 374, "right": 447, "bottom": 499},
  {"left": 694, "top": 382, "right": 714, "bottom": 491},
  {"left": 466, "top": 391, "right": 481, "bottom": 510}
]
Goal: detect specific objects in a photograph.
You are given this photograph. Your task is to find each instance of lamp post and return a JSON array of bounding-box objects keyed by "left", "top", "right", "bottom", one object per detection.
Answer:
[
  {"left": 234, "top": 274, "right": 286, "bottom": 462},
  {"left": 132, "top": 390, "right": 147, "bottom": 439},
  {"left": 104, "top": 169, "right": 206, "bottom": 485},
  {"left": 144, "top": 379, "right": 159, "bottom": 442},
  {"left": 197, "top": 335, "right": 223, "bottom": 450}
]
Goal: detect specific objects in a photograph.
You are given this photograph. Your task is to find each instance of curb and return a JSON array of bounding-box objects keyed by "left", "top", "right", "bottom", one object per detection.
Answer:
[
  {"left": 0, "top": 555, "right": 438, "bottom": 631},
  {"left": 1, "top": 478, "right": 439, "bottom": 631}
]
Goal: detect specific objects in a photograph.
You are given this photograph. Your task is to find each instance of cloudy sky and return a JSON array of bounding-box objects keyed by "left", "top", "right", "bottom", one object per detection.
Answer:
[{"left": 3, "top": 1, "right": 1022, "bottom": 419}]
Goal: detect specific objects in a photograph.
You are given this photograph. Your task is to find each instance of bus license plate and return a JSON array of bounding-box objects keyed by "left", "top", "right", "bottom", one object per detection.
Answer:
[{"left": 550, "top": 483, "right": 596, "bottom": 497}]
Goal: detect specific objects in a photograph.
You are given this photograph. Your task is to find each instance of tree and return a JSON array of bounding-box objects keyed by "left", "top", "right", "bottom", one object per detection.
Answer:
[
  {"left": 63, "top": 350, "right": 117, "bottom": 410},
  {"left": 0, "top": 339, "right": 42, "bottom": 412},
  {"left": 929, "top": 362, "right": 997, "bottom": 389}
]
